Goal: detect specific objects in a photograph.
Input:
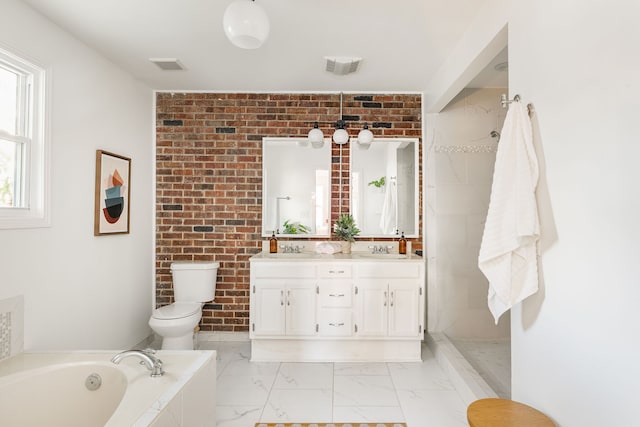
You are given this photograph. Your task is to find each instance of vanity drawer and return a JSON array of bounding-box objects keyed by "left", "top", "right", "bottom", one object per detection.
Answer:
[
  {"left": 253, "top": 262, "right": 316, "bottom": 278},
  {"left": 317, "top": 308, "right": 353, "bottom": 336},
  {"left": 318, "top": 264, "right": 352, "bottom": 278},
  {"left": 318, "top": 281, "right": 353, "bottom": 307},
  {"left": 356, "top": 262, "right": 421, "bottom": 278}
]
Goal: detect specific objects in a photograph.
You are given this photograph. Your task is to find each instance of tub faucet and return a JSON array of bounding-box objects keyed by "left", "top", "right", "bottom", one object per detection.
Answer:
[{"left": 111, "top": 350, "right": 164, "bottom": 377}]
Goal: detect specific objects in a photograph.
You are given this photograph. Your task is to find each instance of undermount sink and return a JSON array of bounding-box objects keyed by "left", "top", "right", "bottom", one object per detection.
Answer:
[{"left": 353, "top": 253, "right": 408, "bottom": 259}]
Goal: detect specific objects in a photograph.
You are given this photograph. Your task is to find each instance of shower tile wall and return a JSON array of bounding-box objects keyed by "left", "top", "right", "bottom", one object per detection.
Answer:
[
  {"left": 427, "top": 88, "right": 510, "bottom": 339},
  {"left": 0, "top": 296, "right": 24, "bottom": 361}
]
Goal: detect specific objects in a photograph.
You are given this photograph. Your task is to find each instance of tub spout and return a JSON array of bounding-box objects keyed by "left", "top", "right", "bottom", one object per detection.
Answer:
[{"left": 111, "top": 350, "right": 164, "bottom": 377}]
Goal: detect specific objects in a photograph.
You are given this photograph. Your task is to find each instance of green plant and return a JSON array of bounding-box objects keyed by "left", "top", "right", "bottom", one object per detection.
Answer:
[
  {"left": 367, "top": 176, "right": 386, "bottom": 188},
  {"left": 282, "top": 219, "right": 310, "bottom": 234},
  {"left": 333, "top": 214, "right": 360, "bottom": 242}
]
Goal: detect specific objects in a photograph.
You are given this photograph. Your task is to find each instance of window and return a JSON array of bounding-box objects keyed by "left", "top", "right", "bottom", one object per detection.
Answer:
[{"left": 0, "top": 47, "right": 48, "bottom": 228}]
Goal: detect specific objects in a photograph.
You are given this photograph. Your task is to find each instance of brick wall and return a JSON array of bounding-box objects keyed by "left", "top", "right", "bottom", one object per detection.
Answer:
[{"left": 155, "top": 93, "right": 422, "bottom": 332}]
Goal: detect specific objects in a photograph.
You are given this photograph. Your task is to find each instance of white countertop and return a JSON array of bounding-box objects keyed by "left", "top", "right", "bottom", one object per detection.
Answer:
[{"left": 250, "top": 251, "right": 423, "bottom": 262}]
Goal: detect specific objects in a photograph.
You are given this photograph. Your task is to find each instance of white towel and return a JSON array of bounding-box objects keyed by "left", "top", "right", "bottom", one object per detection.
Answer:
[
  {"left": 315, "top": 241, "right": 342, "bottom": 254},
  {"left": 379, "top": 180, "right": 397, "bottom": 234},
  {"left": 478, "top": 101, "right": 540, "bottom": 324}
]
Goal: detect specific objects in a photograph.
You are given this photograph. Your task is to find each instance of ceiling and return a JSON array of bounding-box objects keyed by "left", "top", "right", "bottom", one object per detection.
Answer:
[{"left": 21, "top": 0, "right": 497, "bottom": 92}]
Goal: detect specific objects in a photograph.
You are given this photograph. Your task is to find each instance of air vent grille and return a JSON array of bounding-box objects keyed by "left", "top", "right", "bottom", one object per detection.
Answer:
[
  {"left": 324, "top": 56, "right": 362, "bottom": 76},
  {"left": 149, "top": 58, "right": 185, "bottom": 71}
]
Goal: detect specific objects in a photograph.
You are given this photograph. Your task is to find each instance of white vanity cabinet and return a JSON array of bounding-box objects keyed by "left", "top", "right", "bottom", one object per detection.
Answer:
[
  {"left": 355, "top": 263, "right": 422, "bottom": 338},
  {"left": 250, "top": 262, "right": 317, "bottom": 337},
  {"left": 250, "top": 254, "right": 424, "bottom": 362}
]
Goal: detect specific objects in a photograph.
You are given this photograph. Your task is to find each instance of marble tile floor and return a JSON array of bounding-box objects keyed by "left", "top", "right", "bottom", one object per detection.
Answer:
[
  {"left": 447, "top": 337, "right": 511, "bottom": 399},
  {"left": 197, "top": 341, "right": 470, "bottom": 427}
]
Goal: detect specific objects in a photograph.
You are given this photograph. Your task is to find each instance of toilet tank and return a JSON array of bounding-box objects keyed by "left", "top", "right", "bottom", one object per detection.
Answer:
[{"left": 170, "top": 262, "right": 219, "bottom": 302}]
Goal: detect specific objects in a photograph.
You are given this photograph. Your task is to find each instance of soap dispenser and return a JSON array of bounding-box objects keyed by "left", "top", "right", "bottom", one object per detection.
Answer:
[
  {"left": 398, "top": 232, "right": 407, "bottom": 255},
  {"left": 269, "top": 232, "right": 278, "bottom": 253}
]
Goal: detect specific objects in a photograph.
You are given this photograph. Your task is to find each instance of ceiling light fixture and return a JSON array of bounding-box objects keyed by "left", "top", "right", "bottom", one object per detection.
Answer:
[
  {"left": 307, "top": 93, "right": 375, "bottom": 147},
  {"left": 223, "top": 0, "right": 270, "bottom": 49}
]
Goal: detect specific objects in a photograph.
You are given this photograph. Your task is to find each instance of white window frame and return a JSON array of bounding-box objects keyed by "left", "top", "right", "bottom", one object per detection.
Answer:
[{"left": 0, "top": 46, "right": 49, "bottom": 229}]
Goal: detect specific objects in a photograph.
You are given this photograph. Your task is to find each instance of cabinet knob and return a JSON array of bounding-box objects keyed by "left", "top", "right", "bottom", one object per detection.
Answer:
[
  {"left": 329, "top": 322, "right": 345, "bottom": 327},
  {"left": 329, "top": 293, "right": 345, "bottom": 297}
]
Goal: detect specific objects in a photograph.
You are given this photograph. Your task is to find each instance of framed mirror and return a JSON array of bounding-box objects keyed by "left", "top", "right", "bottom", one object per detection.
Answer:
[
  {"left": 350, "top": 138, "right": 419, "bottom": 237},
  {"left": 262, "top": 137, "right": 331, "bottom": 238}
]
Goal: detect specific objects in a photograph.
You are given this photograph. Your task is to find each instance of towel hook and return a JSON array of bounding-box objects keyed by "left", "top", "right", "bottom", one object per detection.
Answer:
[
  {"left": 501, "top": 93, "right": 521, "bottom": 108},
  {"left": 501, "top": 93, "right": 533, "bottom": 116}
]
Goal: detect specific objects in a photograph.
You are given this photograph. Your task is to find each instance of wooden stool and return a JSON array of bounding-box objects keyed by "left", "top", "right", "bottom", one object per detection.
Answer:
[{"left": 467, "top": 398, "right": 555, "bottom": 427}]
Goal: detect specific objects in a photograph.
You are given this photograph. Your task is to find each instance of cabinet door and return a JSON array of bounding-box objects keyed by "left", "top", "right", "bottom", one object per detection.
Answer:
[
  {"left": 252, "top": 280, "right": 286, "bottom": 336},
  {"left": 356, "top": 280, "right": 388, "bottom": 336},
  {"left": 285, "top": 281, "right": 317, "bottom": 336},
  {"left": 389, "top": 280, "right": 421, "bottom": 337}
]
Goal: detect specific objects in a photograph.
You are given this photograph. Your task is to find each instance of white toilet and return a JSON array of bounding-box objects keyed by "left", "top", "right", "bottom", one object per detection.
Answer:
[{"left": 149, "top": 262, "right": 219, "bottom": 350}]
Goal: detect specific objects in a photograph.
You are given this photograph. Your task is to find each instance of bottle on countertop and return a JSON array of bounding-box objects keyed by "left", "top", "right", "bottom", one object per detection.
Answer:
[
  {"left": 269, "top": 232, "right": 278, "bottom": 253},
  {"left": 398, "top": 231, "right": 407, "bottom": 255}
]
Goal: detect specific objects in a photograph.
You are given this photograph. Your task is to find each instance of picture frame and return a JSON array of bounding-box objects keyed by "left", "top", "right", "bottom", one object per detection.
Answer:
[{"left": 94, "top": 150, "right": 131, "bottom": 236}]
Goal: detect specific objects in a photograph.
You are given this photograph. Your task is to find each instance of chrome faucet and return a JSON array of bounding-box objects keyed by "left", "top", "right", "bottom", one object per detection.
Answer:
[
  {"left": 368, "top": 245, "right": 391, "bottom": 254},
  {"left": 280, "top": 244, "right": 303, "bottom": 253},
  {"left": 111, "top": 349, "right": 164, "bottom": 377}
]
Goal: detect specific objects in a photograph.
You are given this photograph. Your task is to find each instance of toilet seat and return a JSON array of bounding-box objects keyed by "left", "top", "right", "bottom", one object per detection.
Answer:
[{"left": 152, "top": 302, "right": 201, "bottom": 320}]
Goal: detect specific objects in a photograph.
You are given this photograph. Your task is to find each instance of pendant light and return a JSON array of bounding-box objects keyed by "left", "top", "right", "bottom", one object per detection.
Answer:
[
  {"left": 333, "top": 120, "right": 349, "bottom": 145},
  {"left": 357, "top": 123, "right": 374, "bottom": 147},
  {"left": 223, "top": 0, "right": 270, "bottom": 49},
  {"left": 308, "top": 122, "right": 325, "bottom": 148}
]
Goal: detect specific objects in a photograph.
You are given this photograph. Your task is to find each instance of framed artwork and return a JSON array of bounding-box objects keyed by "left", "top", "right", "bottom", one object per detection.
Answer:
[{"left": 94, "top": 150, "right": 131, "bottom": 235}]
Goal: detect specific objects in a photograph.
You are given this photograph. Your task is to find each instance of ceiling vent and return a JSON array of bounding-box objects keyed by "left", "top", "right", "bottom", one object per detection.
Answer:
[
  {"left": 325, "top": 57, "right": 362, "bottom": 76},
  {"left": 149, "top": 58, "right": 185, "bottom": 71}
]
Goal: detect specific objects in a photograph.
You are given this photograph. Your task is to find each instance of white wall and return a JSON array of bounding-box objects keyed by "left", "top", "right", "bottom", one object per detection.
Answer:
[
  {"left": 0, "top": 0, "right": 154, "bottom": 350},
  {"left": 427, "top": 87, "right": 510, "bottom": 340},
  {"left": 426, "top": 0, "right": 640, "bottom": 425}
]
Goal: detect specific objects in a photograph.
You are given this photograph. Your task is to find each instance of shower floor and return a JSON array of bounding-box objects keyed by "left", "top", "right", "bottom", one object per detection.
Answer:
[{"left": 447, "top": 337, "right": 511, "bottom": 399}]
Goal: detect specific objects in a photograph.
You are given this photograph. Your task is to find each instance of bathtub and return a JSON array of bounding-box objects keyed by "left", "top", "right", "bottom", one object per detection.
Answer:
[{"left": 0, "top": 350, "right": 216, "bottom": 427}]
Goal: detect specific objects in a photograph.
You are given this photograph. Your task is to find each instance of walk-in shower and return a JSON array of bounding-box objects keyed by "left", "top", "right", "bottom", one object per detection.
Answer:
[{"left": 427, "top": 86, "right": 511, "bottom": 398}]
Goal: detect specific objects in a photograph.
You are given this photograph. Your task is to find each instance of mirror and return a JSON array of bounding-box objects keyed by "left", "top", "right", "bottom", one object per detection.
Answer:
[
  {"left": 262, "top": 137, "right": 331, "bottom": 237},
  {"left": 351, "top": 138, "right": 419, "bottom": 237}
]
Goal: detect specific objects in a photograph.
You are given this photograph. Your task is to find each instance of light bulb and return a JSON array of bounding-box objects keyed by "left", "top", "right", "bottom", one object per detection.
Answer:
[
  {"left": 308, "top": 123, "right": 324, "bottom": 148},
  {"left": 357, "top": 124, "right": 374, "bottom": 146},
  {"left": 333, "top": 128, "right": 349, "bottom": 145}
]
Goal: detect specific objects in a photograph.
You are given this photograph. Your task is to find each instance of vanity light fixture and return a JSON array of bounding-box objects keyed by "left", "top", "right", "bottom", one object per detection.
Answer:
[
  {"left": 306, "top": 121, "right": 374, "bottom": 146},
  {"left": 223, "top": 0, "right": 270, "bottom": 49},
  {"left": 307, "top": 93, "right": 376, "bottom": 147}
]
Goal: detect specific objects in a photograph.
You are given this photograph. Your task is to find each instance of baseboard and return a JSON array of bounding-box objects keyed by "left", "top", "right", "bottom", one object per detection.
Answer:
[
  {"left": 425, "top": 332, "right": 497, "bottom": 407},
  {"left": 198, "top": 331, "right": 250, "bottom": 342}
]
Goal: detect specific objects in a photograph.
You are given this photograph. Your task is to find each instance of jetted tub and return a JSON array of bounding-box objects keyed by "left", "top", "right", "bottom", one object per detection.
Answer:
[{"left": 0, "top": 350, "right": 216, "bottom": 427}]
